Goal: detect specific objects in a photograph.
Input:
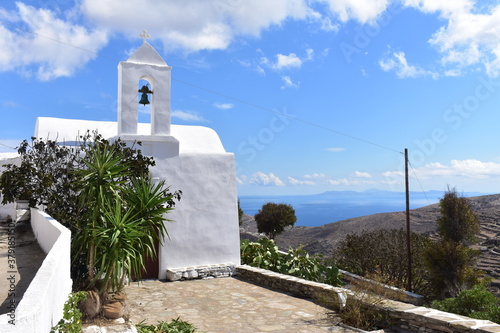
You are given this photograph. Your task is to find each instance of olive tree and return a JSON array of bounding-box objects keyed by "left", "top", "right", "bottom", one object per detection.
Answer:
[{"left": 255, "top": 202, "right": 296, "bottom": 239}]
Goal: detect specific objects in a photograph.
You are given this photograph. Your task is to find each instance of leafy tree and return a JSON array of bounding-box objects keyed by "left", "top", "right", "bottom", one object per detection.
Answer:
[
  {"left": 333, "top": 229, "right": 432, "bottom": 296},
  {"left": 254, "top": 202, "right": 296, "bottom": 239},
  {"left": 0, "top": 137, "right": 82, "bottom": 225},
  {"left": 424, "top": 187, "right": 482, "bottom": 299}
]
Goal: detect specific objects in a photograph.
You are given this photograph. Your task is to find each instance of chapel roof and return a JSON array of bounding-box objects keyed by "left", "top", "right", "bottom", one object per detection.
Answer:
[{"left": 126, "top": 42, "right": 168, "bottom": 66}]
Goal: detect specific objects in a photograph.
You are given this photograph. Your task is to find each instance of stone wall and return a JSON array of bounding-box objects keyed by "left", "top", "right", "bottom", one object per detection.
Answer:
[
  {"left": 166, "top": 263, "right": 237, "bottom": 281},
  {"left": 236, "top": 265, "right": 500, "bottom": 333},
  {"left": 339, "top": 269, "right": 424, "bottom": 306}
]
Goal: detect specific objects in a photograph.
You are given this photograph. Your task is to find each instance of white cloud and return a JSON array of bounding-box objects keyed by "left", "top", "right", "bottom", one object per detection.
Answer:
[
  {"left": 327, "top": 178, "right": 376, "bottom": 186},
  {"left": 379, "top": 50, "right": 438, "bottom": 79},
  {"left": 0, "top": 3, "right": 107, "bottom": 81},
  {"left": 1, "top": 100, "right": 20, "bottom": 108},
  {"left": 399, "top": 1, "right": 500, "bottom": 77},
  {"left": 260, "top": 49, "right": 315, "bottom": 75},
  {"left": 236, "top": 175, "right": 247, "bottom": 184},
  {"left": 288, "top": 177, "right": 315, "bottom": 185},
  {"left": 318, "top": 16, "right": 340, "bottom": 32},
  {"left": 320, "top": 0, "right": 389, "bottom": 24},
  {"left": 414, "top": 159, "right": 500, "bottom": 179},
  {"left": 171, "top": 110, "right": 207, "bottom": 122},
  {"left": 382, "top": 170, "right": 404, "bottom": 178},
  {"left": 281, "top": 76, "right": 300, "bottom": 89},
  {"left": 353, "top": 171, "right": 371, "bottom": 178},
  {"left": 249, "top": 172, "right": 285, "bottom": 186},
  {"left": 81, "top": 0, "right": 309, "bottom": 52},
  {"left": 304, "top": 173, "right": 326, "bottom": 179},
  {"left": 402, "top": 0, "right": 472, "bottom": 17},
  {"left": 214, "top": 102, "right": 234, "bottom": 110},
  {"left": 326, "top": 147, "right": 345, "bottom": 152},
  {"left": 275, "top": 53, "right": 303, "bottom": 69},
  {"left": 261, "top": 53, "right": 303, "bottom": 71}
]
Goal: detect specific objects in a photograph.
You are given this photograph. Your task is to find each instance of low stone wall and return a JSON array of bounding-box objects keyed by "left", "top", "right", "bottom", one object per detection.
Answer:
[
  {"left": 166, "top": 263, "right": 237, "bottom": 281},
  {"left": 340, "top": 269, "right": 424, "bottom": 306},
  {"left": 0, "top": 209, "right": 72, "bottom": 333},
  {"left": 236, "top": 265, "right": 500, "bottom": 333}
]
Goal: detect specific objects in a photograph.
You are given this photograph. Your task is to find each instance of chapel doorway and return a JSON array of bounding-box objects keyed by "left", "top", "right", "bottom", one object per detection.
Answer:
[{"left": 141, "top": 235, "right": 159, "bottom": 279}]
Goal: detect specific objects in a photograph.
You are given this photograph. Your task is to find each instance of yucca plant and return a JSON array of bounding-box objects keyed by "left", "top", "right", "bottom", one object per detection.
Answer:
[
  {"left": 94, "top": 196, "right": 145, "bottom": 292},
  {"left": 73, "top": 139, "right": 132, "bottom": 285},
  {"left": 91, "top": 178, "right": 180, "bottom": 292},
  {"left": 72, "top": 135, "right": 180, "bottom": 292}
]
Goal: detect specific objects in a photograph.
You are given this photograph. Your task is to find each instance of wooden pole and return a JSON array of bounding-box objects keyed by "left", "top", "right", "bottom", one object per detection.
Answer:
[{"left": 405, "top": 148, "right": 412, "bottom": 292}]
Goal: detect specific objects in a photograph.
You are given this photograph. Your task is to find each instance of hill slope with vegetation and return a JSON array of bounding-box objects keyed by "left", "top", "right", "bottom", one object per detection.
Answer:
[{"left": 240, "top": 193, "right": 500, "bottom": 294}]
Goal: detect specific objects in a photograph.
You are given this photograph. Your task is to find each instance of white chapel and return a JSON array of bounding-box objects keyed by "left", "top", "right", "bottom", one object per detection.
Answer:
[{"left": 34, "top": 32, "right": 241, "bottom": 280}]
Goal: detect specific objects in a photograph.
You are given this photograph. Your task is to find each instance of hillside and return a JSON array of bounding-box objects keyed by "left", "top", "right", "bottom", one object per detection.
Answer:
[{"left": 240, "top": 193, "right": 500, "bottom": 292}]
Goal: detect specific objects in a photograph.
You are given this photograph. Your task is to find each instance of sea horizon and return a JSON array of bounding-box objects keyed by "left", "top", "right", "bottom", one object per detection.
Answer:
[{"left": 239, "top": 189, "right": 491, "bottom": 227}]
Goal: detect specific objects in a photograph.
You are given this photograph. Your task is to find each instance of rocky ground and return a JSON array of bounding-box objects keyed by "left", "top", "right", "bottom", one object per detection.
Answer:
[{"left": 240, "top": 193, "right": 500, "bottom": 295}]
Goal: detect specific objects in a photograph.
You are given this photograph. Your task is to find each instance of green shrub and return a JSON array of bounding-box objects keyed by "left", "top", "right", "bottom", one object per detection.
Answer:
[
  {"left": 333, "top": 228, "right": 432, "bottom": 296},
  {"left": 50, "top": 291, "right": 87, "bottom": 333},
  {"left": 240, "top": 238, "right": 342, "bottom": 286},
  {"left": 136, "top": 318, "right": 197, "bottom": 333},
  {"left": 431, "top": 285, "right": 500, "bottom": 323}
]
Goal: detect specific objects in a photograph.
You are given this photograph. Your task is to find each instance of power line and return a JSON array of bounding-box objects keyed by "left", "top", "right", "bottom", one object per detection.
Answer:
[
  {"left": 0, "top": 142, "right": 16, "bottom": 150},
  {"left": 174, "top": 79, "right": 402, "bottom": 154},
  {"left": 3, "top": 21, "right": 402, "bottom": 155},
  {"left": 408, "top": 159, "right": 432, "bottom": 206}
]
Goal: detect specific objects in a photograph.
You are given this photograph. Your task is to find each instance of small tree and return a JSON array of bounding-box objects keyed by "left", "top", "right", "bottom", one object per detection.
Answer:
[
  {"left": 437, "top": 187, "right": 480, "bottom": 245},
  {"left": 424, "top": 187, "right": 482, "bottom": 299},
  {"left": 255, "top": 202, "right": 296, "bottom": 239}
]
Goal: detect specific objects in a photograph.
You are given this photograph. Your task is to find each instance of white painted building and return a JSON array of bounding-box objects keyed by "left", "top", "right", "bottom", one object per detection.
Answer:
[{"left": 35, "top": 34, "right": 240, "bottom": 279}]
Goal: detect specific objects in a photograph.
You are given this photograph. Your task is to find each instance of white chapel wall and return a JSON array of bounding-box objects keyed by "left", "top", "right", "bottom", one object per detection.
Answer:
[{"left": 35, "top": 117, "right": 241, "bottom": 277}]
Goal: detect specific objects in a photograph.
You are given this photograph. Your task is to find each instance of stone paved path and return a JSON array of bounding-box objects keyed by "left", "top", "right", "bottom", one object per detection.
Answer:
[
  {"left": 0, "top": 219, "right": 46, "bottom": 315},
  {"left": 125, "top": 277, "right": 358, "bottom": 333}
]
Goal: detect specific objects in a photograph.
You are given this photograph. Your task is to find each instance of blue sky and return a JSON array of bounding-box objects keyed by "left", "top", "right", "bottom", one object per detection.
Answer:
[{"left": 1, "top": 0, "right": 500, "bottom": 195}]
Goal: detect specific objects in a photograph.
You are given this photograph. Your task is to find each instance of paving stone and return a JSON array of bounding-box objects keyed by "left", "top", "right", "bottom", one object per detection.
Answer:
[{"left": 124, "top": 277, "right": 358, "bottom": 333}]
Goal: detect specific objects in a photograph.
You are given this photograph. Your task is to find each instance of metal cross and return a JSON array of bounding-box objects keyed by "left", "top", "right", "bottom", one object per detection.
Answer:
[{"left": 139, "top": 30, "right": 151, "bottom": 43}]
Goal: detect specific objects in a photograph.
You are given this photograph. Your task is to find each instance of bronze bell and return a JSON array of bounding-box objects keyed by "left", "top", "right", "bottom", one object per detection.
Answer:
[{"left": 138, "top": 85, "right": 153, "bottom": 106}]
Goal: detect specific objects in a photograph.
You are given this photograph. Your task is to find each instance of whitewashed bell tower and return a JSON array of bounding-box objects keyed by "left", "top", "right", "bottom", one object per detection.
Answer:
[
  {"left": 35, "top": 31, "right": 241, "bottom": 280},
  {"left": 118, "top": 30, "right": 172, "bottom": 136}
]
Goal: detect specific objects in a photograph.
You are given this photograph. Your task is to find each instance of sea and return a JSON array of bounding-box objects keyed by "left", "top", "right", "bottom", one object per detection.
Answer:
[{"left": 239, "top": 190, "right": 488, "bottom": 227}]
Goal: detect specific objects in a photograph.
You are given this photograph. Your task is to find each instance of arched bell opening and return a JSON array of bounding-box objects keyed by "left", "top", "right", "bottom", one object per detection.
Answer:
[{"left": 138, "top": 78, "right": 153, "bottom": 125}]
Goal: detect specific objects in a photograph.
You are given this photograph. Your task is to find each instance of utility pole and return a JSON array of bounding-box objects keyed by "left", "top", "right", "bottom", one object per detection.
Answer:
[{"left": 405, "top": 148, "right": 412, "bottom": 292}]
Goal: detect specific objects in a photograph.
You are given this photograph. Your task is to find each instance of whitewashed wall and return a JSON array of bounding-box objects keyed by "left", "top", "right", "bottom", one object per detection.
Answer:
[
  {"left": 35, "top": 117, "right": 241, "bottom": 279},
  {"left": 0, "top": 209, "right": 72, "bottom": 332}
]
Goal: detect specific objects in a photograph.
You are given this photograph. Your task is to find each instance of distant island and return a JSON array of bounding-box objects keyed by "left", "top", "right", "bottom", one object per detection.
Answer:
[{"left": 239, "top": 189, "right": 492, "bottom": 227}]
